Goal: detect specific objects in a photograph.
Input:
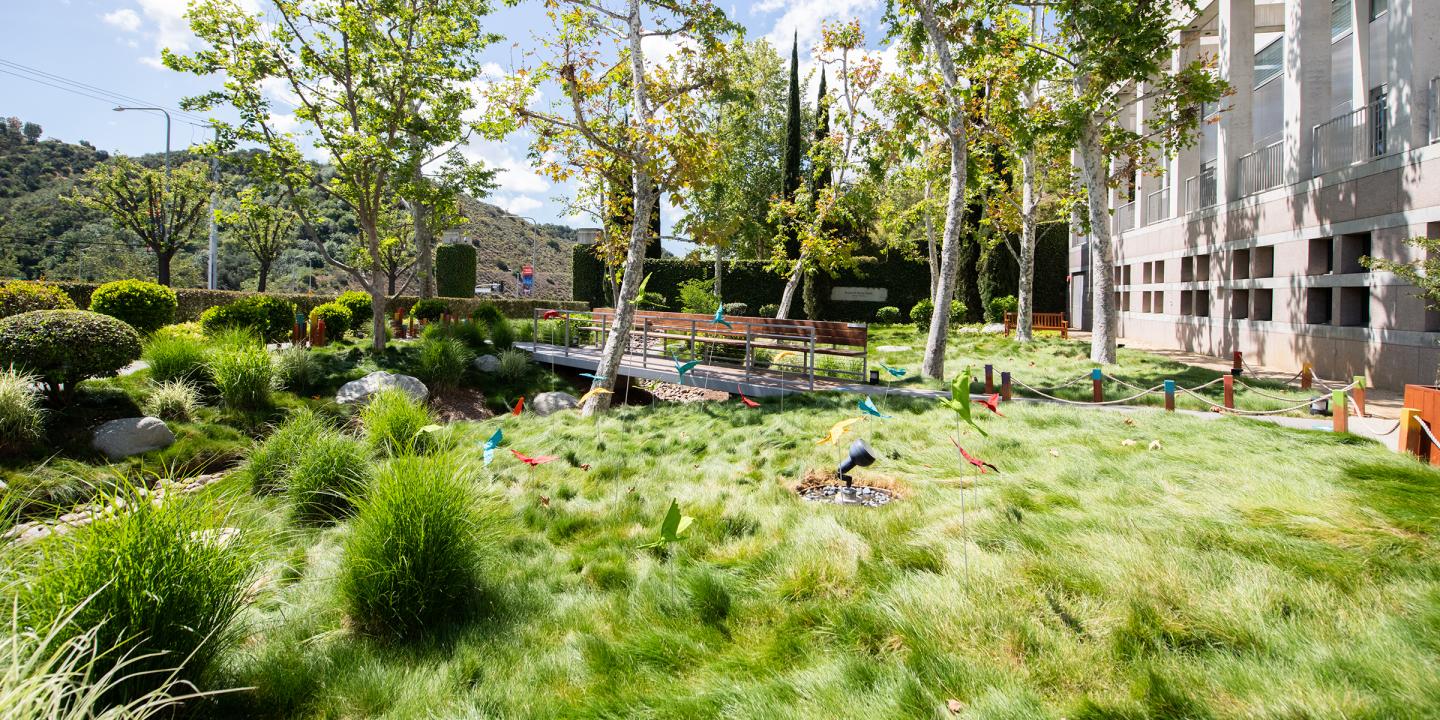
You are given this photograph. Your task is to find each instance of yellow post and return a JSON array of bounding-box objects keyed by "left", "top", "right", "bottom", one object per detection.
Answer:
[
  {"left": 1398, "top": 408, "right": 1422, "bottom": 458},
  {"left": 1352, "top": 376, "right": 1366, "bottom": 417}
]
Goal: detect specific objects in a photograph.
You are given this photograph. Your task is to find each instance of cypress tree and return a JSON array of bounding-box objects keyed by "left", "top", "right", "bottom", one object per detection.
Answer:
[
  {"left": 780, "top": 32, "right": 803, "bottom": 258},
  {"left": 813, "top": 68, "right": 830, "bottom": 191}
]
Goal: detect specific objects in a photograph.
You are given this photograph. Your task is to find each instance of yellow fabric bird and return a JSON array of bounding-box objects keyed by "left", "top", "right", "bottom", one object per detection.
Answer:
[
  {"left": 772, "top": 350, "right": 800, "bottom": 366},
  {"left": 579, "top": 388, "right": 613, "bottom": 405},
  {"left": 817, "top": 417, "right": 861, "bottom": 446}
]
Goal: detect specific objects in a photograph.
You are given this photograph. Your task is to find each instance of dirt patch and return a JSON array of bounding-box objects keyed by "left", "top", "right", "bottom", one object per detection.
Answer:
[
  {"left": 793, "top": 468, "right": 909, "bottom": 499},
  {"left": 645, "top": 381, "right": 729, "bottom": 404},
  {"left": 430, "top": 387, "right": 493, "bottom": 423}
]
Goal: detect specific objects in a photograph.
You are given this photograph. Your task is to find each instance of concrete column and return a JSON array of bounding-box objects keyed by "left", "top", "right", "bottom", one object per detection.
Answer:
[
  {"left": 1390, "top": 0, "right": 1439, "bottom": 149},
  {"left": 1218, "top": 0, "right": 1255, "bottom": 203},
  {"left": 1135, "top": 81, "right": 1151, "bottom": 225},
  {"left": 1170, "top": 32, "right": 1195, "bottom": 217},
  {"left": 1283, "top": 0, "right": 1331, "bottom": 183},
  {"left": 1350, "top": 0, "right": 1370, "bottom": 112}
]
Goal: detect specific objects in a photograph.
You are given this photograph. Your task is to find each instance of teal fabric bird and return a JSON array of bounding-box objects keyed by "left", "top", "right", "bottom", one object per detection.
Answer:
[
  {"left": 712, "top": 304, "right": 733, "bottom": 330},
  {"left": 579, "top": 372, "right": 606, "bottom": 381},
  {"left": 858, "top": 395, "right": 891, "bottom": 419},
  {"left": 673, "top": 355, "right": 700, "bottom": 384},
  {"left": 937, "top": 367, "right": 987, "bottom": 437},
  {"left": 880, "top": 362, "right": 907, "bottom": 379},
  {"left": 483, "top": 428, "right": 503, "bottom": 466}
]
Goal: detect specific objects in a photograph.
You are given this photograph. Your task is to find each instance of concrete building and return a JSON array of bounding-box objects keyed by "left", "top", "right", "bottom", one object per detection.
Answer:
[{"left": 1068, "top": 0, "right": 1440, "bottom": 389}]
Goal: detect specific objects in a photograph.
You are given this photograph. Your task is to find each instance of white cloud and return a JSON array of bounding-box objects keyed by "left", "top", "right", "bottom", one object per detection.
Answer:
[
  {"left": 499, "top": 195, "right": 542, "bottom": 215},
  {"left": 760, "top": 0, "right": 880, "bottom": 57},
  {"left": 102, "top": 8, "right": 142, "bottom": 32},
  {"left": 268, "top": 112, "right": 300, "bottom": 133},
  {"left": 117, "top": 0, "right": 260, "bottom": 68}
]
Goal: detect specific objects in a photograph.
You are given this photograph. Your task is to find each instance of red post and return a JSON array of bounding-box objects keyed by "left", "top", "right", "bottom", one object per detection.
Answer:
[
  {"left": 1352, "top": 376, "right": 1366, "bottom": 417},
  {"left": 312, "top": 317, "right": 327, "bottom": 348},
  {"left": 1001, "top": 372, "right": 1012, "bottom": 402},
  {"left": 1300, "top": 363, "right": 1313, "bottom": 390},
  {"left": 1091, "top": 368, "right": 1103, "bottom": 403},
  {"left": 984, "top": 364, "right": 994, "bottom": 394},
  {"left": 1223, "top": 374, "right": 1234, "bottom": 409},
  {"left": 1232, "top": 351, "right": 1243, "bottom": 375}
]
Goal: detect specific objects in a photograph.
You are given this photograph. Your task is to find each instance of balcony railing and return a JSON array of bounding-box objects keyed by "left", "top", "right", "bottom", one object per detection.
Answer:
[
  {"left": 1113, "top": 201, "right": 1135, "bottom": 234},
  {"left": 1184, "top": 160, "right": 1217, "bottom": 213},
  {"left": 1145, "top": 186, "right": 1170, "bottom": 225},
  {"left": 1430, "top": 76, "right": 1439, "bottom": 144},
  {"left": 1312, "top": 99, "right": 1391, "bottom": 175},
  {"left": 1237, "top": 140, "right": 1284, "bottom": 197}
]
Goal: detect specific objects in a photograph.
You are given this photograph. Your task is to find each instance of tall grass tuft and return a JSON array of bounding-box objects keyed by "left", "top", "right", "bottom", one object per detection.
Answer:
[
  {"left": 241, "top": 408, "right": 329, "bottom": 493},
  {"left": 497, "top": 348, "right": 530, "bottom": 380},
  {"left": 0, "top": 365, "right": 44, "bottom": 452},
  {"left": 416, "top": 336, "right": 474, "bottom": 393},
  {"left": 274, "top": 346, "right": 322, "bottom": 394},
  {"left": 359, "top": 388, "right": 439, "bottom": 457},
  {"left": 19, "top": 487, "right": 255, "bottom": 705},
  {"left": 141, "top": 379, "right": 201, "bottom": 422},
  {"left": 141, "top": 333, "right": 208, "bottom": 383},
  {"left": 339, "top": 455, "right": 505, "bottom": 638},
  {"left": 284, "top": 430, "right": 371, "bottom": 524},
  {"left": 209, "top": 344, "right": 275, "bottom": 410}
]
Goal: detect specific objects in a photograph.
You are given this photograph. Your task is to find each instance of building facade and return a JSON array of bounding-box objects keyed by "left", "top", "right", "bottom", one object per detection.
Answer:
[{"left": 1069, "top": 0, "right": 1440, "bottom": 389}]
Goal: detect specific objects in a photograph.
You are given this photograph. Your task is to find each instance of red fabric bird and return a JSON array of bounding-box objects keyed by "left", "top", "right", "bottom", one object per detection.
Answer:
[
  {"left": 736, "top": 384, "right": 760, "bottom": 408},
  {"left": 511, "top": 449, "right": 557, "bottom": 466},
  {"left": 950, "top": 436, "right": 998, "bottom": 474},
  {"left": 512, "top": 396, "right": 524, "bottom": 416},
  {"left": 974, "top": 393, "right": 1004, "bottom": 416},
  {"left": 542, "top": 310, "right": 561, "bottom": 320}
]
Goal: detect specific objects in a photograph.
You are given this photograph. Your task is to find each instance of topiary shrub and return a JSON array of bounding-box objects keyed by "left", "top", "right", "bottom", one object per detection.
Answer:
[
  {"left": 339, "top": 455, "right": 504, "bottom": 638},
  {"left": 307, "top": 302, "right": 352, "bottom": 343},
  {"left": 986, "top": 294, "right": 1018, "bottom": 324},
  {"left": 335, "top": 290, "right": 373, "bottom": 332},
  {"left": 285, "top": 430, "right": 372, "bottom": 524},
  {"left": 409, "top": 298, "right": 449, "bottom": 322},
  {"left": 470, "top": 302, "right": 506, "bottom": 328},
  {"left": 0, "top": 310, "right": 141, "bottom": 402},
  {"left": 874, "top": 306, "right": 900, "bottom": 324},
  {"left": 88, "top": 279, "right": 177, "bottom": 334},
  {"left": 909, "top": 299, "right": 966, "bottom": 330},
  {"left": 0, "top": 280, "right": 77, "bottom": 319},
  {"left": 199, "top": 295, "right": 297, "bottom": 343},
  {"left": 436, "top": 244, "right": 478, "bottom": 298},
  {"left": 0, "top": 366, "right": 44, "bottom": 454},
  {"left": 948, "top": 299, "right": 967, "bottom": 325},
  {"left": 758, "top": 303, "right": 779, "bottom": 318}
]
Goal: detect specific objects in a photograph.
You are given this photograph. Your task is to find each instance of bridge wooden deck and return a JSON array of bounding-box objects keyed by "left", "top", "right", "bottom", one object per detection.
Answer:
[{"left": 517, "top": 341, "right": 852, "bottom": 397}]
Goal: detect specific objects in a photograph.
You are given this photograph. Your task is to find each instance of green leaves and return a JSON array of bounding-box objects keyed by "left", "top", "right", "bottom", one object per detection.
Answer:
[{"left": 641, "top": 498, "right": 694, "bottom": 549}]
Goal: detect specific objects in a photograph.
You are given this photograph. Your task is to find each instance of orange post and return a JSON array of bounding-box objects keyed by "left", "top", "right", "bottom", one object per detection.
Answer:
[
  {"left": 1300, "top": 362, "right": 1313, "bottom": 390},
  {"left": 984, "top": 365, "right": 994, "bottom": 394},
  {"left": 312, "top": 317, "right": 327, "bottom": 348},
  {"left": 1352, "top": 376, "right": 1366, "bottom": 417},
  {"left": 1223, "top": 374, "right": 1234, "bottom": 409},
  {"left": 1232, "top": 351, "right": 1243, "bottom": 375},
  {"left": 1332, "top": 391, "right": 1348, "bottom": 433},
  {"left": 1091, "top": 368, "right": 1103, "bottom": 403},
  {"left": 1001, "top": 372, "right": 1012, "bottom": 402},
  {"left": 1398, "top": 408, "right": 1422, "bottom": 457}
]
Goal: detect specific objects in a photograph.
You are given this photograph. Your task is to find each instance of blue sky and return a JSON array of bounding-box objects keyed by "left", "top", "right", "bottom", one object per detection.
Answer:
[{"left": 1, "top": 0, "right": 889, "bottom": 236}]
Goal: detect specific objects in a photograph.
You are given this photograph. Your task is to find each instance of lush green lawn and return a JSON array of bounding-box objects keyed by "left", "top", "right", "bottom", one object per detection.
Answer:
[
  {"left": 867, "top": 325, "right": 1325, "bottom": 415},
  {"left": 193, "top": 393, "right": 1439, "bottom": 718}
]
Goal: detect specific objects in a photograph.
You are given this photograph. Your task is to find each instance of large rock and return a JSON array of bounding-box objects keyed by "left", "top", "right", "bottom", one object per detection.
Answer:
[
  {"left": 336, "top": 371, "right": 429, "bottom": 405},
  {"left": 531, "top": 391, "right": 578, "bottom": 416},
  {"left": 473, "top": 354, "right": 500, "bottom": 373},
  {"left": 92, "top": 417, "right": 175, "bottom": 460}
]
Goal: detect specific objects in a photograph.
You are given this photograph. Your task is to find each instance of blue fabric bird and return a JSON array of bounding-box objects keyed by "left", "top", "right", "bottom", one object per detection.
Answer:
[
  {"left": 712, "top": 304, "right": 733, "bottom": 330},
  {"left": 579, "top": 372, "right": 606, "bottom": 381},
  {"left": 673, "top": 355, "right": 700, "bottom": 384},
  {"left": 879, "top": 362, "right": 907, "bottom": 379},
  {"left": 483, "top": 428, "right": 503, "bottom": 467},
  {"left": 858, "top": 395, "right": 892, "bottom": 419}
]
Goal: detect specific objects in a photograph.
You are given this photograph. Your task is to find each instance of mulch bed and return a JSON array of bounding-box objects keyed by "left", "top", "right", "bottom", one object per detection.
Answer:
[{"left": 430, "top": 387, "right": 493, "bottom": 423}]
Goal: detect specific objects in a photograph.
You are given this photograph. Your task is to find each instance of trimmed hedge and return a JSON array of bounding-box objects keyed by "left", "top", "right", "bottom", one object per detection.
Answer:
[
  {"left": 0, "top": 310, "right": 142, "bottom": 400},
  {"left": 43, "top": 282, "right": 588, "bottom": 324},
  {"left": 0, "top": 280, "right": 77, "bottom": 319},
  {"left": 409, "top": 299, "right": 449, "bottom": 321},
  {"left": 200, "top": 295, "right": 298, "bottom": 343},
  {"left": 976, "top": 222, "right": 1069, "bottom": 315},
  {"left": 436, "top": 244, "right": 477, "bottom": 298},
  {"left": 308, "top": 303, "right": 352, "bottom": 343},
  {"left": 89, "top": 279, "right": 177, "bottom": 334},
  {"left": 335, "top": 291, "right": 373, "bottom": 332}
]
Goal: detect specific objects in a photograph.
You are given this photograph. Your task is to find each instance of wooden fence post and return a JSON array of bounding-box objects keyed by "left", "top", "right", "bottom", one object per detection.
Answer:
[
  {"left": 984, "top": 364, "right": 994, "bottom": 394},
  {"left": 1300, "top": 362, "right": 1312, "bottom": 390},
  {"left": 1091, "top": 368, "right": 1103, "bottom": 403},
  {"left": 1223, "top": 374, "right": 1234, "bottom": 409},
  {"left": 1232, "top": 351, "right": 1243, "bottom": 375},
  {"left": 1001, "top": 372, "right": 1012, "bottom": 402},
  {"left": 1164, "top": 380, "right": 1175, "bottom": 411},
  {"left": 1332, "top": 391, "right": 1348, "bottom": 433}
]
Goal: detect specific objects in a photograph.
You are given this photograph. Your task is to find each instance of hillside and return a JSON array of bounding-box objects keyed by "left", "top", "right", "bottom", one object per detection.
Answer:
[{"left": 451, "top": 195, "right": 580, "bottom": 299}]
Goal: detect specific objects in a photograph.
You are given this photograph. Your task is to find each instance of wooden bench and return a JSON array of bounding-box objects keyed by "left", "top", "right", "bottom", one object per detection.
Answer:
[{"left": 1004, "top": 311, "right": 1068, "bottom": 339}]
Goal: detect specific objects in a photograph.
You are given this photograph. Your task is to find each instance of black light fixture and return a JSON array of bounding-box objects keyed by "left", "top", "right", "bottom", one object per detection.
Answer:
[
  {"left": 868, "top": 369, "right": 880, "bottom": 384},
  {"left": 834, "top": 439, "right": 878, "bottom": 505}
]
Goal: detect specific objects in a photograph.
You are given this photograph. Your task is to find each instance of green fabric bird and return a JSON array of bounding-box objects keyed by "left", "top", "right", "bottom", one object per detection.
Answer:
[
  {"left": 641, "top": 498, "right": 693, "bottom": 548},
  {"left": 937, "top": 367, "right": 987, "bottom": 436}
]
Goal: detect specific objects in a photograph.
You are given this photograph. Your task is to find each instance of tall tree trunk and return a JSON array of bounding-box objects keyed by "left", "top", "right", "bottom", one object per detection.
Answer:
[
  {"left": 1077, "top": 117, "right": 1117, "bottom": 364},
  {"left": 776, "top": 256, "right": 803, "bottom": 319},
  {"left": 155, "top": 249, "right": 173, "bottom": 287},
  {"left": 361, "top": 219, "right": 387, "bottom": 353},
  {"left": 388, "top": 272, "right": 397, "bottom": 295},
  {"left": 257, "top": 261, "right": 271, "bottom": 293},
  {"left": 1016, "top": 151, "right": 1037, "bottom": 342},
  {"left": 713, "top": 245, "right": 723, "bottom": 300},
  {"left": 924, "top": 179, "right": 939, "bottom": 298},
  {"left": 413, "top": 206, "right": 435, "bottom": 299},
  {"left": 917, "top": 0, "right": 968, "bottom": 381},
  {"left": 582, "top": 0, "right": 652, "bottom": 416}
]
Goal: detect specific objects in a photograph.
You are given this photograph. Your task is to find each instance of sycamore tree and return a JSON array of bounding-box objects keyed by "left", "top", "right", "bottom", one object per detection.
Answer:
[
  {"left": 67, "top": 157, "right": 215, "bottom": 286},
  {"left": 1040, "top": 0, "right": 1225, "bottom": 363},
  {"left": 487, "top": 0, "right": 735, "bottom": 415},
  {"left": 217, "top": 186, "right": 296, "bottom": 292},
  {"left": 349, "top": 208, "right": 419, "bottom": 295},
  {"left": 165, "top": 0, "right": 502, "bottom": 352},
  {"left": 770, "top": 20, "right": 881, "bottom": 321}
]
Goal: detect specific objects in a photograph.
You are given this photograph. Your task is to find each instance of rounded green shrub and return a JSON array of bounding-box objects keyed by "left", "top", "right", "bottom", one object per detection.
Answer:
[
  {"left": 88, "top": 279, "right": 176, "bottom": 334},
  {"left": 408, "top": 298, "right": 449, "bottom": 322},
  {"left": 875, "top": 306, "right": 900, "bottom": 324},
  {"left": 0, "top": 280, "right": 76, "bottom": 319},
  {"left": 909, "top": 299, "right": 966, "bottom": 330},
  {"left": 360, "top": 387, "right": 438, "bottom": 457},
  {"left": 339, "top": 455, "right": 503, "bottom": 638},
  {"left": 0, "top": 366, "right": 44, "bottom": 453},
  {"left": 0, "top": 310, "right": 141, "bottom": 401},
  {"left": 758, "top": 303, "right": 779, "bottom": 318},
  {"left": 470, "top": 302, "right": 506, "bottom": 328},
  {"left": 286, "top": 430, "right": 371, "bottom": 524},
  {"left": 200, "top": 295, "right": 297, "bottom": 343},
  {"left": 242, "top": 408, "right": 329, "bottom": 493},
  {"left": 986, "top": 294, "right": 1019, "bottom": 323},
  {"left": 335, "top": 290, "right": 373, "bottom": 332},
  {"left": 209, "top": 344, "right": 275, "bottom": 410},
  {"left": 678, "top": 278, "right": 720, "bottom": 314},
  {"left": 307, "top": 302, "right": 352, "bottom": 343},
  {"left": 722, "top": 302, "right": 748, "bottom": 317},
  {"left": 142, "top": 332, "right": 209, "bottom": 383},
  {"left": 416, "top": 336, "right": 474, "bottom": 392},
  {"left": 638, "top": 291, "right": 667, "bottom": 309},
  {"left": 21, "top": 490, "right": 255, "bottom": 705}
]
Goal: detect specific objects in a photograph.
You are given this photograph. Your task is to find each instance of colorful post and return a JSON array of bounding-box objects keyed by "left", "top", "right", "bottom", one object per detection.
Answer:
[
  {"left": 292, "top": 312, "right": 305, "bottom": 346},
  {"left": 1232, "top": 351, "right": 1243, "bottom": 376},
  {"left": 1398, "top": 408, "right": 1422, "bottom": 457},
  {"left": 1332, "top": 390, "right": 1348, "bottom": 433},
  {"left": 1091, "top": 368, "right": 1103, "bottom": 403},
  {"left": 1164, "top": 380, "right": 1176, "bottom": 411},
  {"left": 1352, "top": 376, "right": 1366, "bottom": 416},
  {"left": 984, "top": 365, "right": 994, "bottom": 394},
  {"left": 1001, "top": 372, "right": 1012, "bottom": 402},
  {"left": 1223, "top": 374, "right": 1234, "bottom": 409},
  {"left": 1300, "top": 362, "right": 1313, "bottom": 390},
  {"left": 312, "top": 317, "right": 327, "bottom": 348}
]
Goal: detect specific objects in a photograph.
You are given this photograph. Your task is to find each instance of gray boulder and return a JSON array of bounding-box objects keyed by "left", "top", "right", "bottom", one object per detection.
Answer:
[
  {"left": 336, "top": 371, "right": 429, "bottom": 405},
  {"left": 473, "top": 354, "right": 501, "bottom": 373},
  {"left": 92, "top": 417, "right": 175, "bottom": 460},
  {"left": 531, "top": 391, "right": 578, "bottom": 416},
  {"left": 981, "top": 323, "right": 1006, "bottom": 334}
]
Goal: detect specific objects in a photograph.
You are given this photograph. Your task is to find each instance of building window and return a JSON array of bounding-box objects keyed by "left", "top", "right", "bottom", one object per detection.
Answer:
[
  {"left": 1192, "top": 291, "right": 1207, "bottom": 317},
  {"left": 1196, "top": 254, "right": 1211, "bottom": 282},
  {"left": 1232, "top": 289, "right": 1251, "bottom": 319},
  {"left": 1254, "top": 39, "right": 1284, "bottom": 89},
  {"left": 1369, "top": 0, "right": 1388, "bottom": 21},
  {"left": 1339, "top": 232, "right": 1372, "bottom": 274},
  {"left": 1232, "top": 248, "right": 1251, "bottom": 280},
  {"left": 1308, "top": 238, "right": 1334, "bottom": 275},
  {"left": 1253, "top": 289, "right": 1274, "bottom": 321},
  {"left": 1332, "top": 0, "right": 1353, "bottom": 42},
  {"left": 1306, "top": 287, "right": 1333, "bottom": 324},
  {"left": 1180, "top": 256, "right": 1194, "bottom": 282},
  {"left": 1339, "top": 286, "right": 1370, "bottom": 327},
  {"left": 1253, "top": 246, "right": 1274, "bottom": 278}
]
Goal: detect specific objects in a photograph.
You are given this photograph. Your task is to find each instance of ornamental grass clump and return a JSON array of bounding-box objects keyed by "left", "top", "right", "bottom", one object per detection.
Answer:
[
  {"left": 0, "top": 365, "right": 44, "bottom": 453},
  {"left": 497, "top": 348, "right": 530, "bottom": 380},
  {"left": 339, "top": 455, "right": 505, "bottom": 638},
  {"left": 241, "top": 408, "right": 330, "bottom": 493},
  {"left": 416, "top": 336, "right": 473, "bottom": 392},
  {"left": 142, "top": 333, "right": 209, "bottom": 383},
  {"left": 274, "top": 346, "right": 323, "bottom": 394},
  {"left": 284, "top": 430, "right": 371, "bottom": 524},
  {"left": 359, "top": 388, "right": 439, "bottom": 457},
  {"left": 19, "top": 488, "right": 255, "bottom": 706},
  {"left": 209, "top": 344, "right": 275, "bottom": 410},
  {"left": 141, "top": 379, "right": 201, "bottom": 422}
]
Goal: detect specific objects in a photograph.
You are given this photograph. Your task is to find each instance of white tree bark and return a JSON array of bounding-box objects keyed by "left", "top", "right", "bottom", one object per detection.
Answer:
[
  {"left": 924, "top": 178, "right": 939, "bottom": 298},
  {"left": 1016, "top": 150, "right": 1037, "bottom": 342},
  {"left": 775, "top": 256, "right": 803, "bottom": 319},
  {"left": 916, "top": 0, "right": 968, "bottom": 381},
  {"left": 1077, "top": 116, "right": 1117, "bottom": 364}
]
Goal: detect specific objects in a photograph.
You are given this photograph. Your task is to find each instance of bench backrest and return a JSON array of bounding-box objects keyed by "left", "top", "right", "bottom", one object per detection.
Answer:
[
  {"left": 1005, "top": 311, "right": 1067, "bottom": 328},
  {"left": 590, "top": 308, "right": 867, "bottom": 347}
]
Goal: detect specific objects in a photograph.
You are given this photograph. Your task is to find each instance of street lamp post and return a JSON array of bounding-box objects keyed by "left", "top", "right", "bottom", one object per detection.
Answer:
[{"left": 113, "top": 106, "right": 173, "bottom": 283}]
